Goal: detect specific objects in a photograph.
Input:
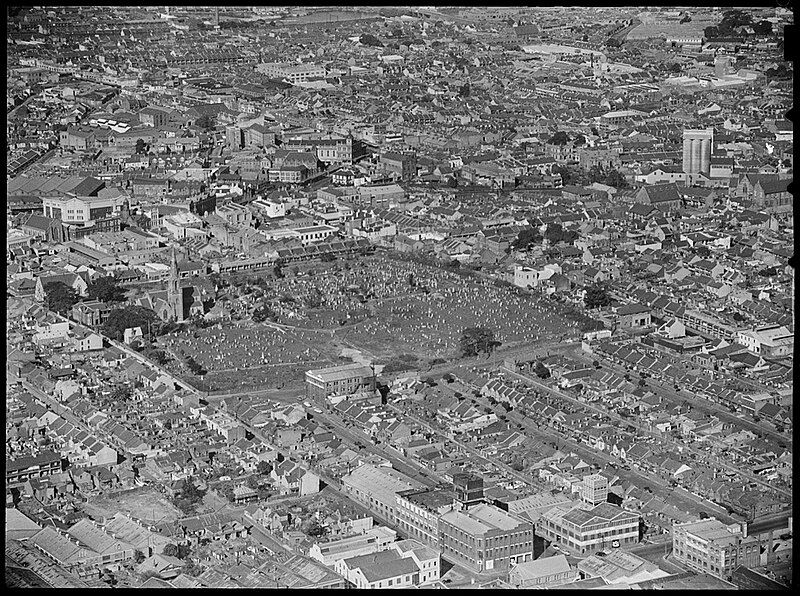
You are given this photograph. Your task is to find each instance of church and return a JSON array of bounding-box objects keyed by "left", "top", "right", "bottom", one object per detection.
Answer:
[{"left": 135, "top": 248, "right": 205, "bottom": 323}]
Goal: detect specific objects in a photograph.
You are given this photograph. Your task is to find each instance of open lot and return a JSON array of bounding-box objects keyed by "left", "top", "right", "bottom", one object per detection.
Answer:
[{"left": 81, "top": 486, "right": 183, "bottom": 523}]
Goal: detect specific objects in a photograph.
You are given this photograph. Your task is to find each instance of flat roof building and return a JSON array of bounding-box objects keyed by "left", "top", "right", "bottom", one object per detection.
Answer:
[
  {"left": 538, "top": 503, "right": 640, "bottom": 555},
  {"left": 508, "top": 553, "right": 578, "bottom": 588},
  {"left": 305, "top": 363, "right": 375, "bottom": 400},
  {"left": 395, "top": 486, "right": 455, "bottom": 548},
  {"left": 308, "top": 526, "right": 397, "bottom": 567},
  {"left": 439, "top": 503, "right": 535, "bottom": 573},
  {"left": 672, "top": 518, "right": 760, "bottom": 581},
  {"left": 341, "top": 463, "right": 425, "bottom": 525}
]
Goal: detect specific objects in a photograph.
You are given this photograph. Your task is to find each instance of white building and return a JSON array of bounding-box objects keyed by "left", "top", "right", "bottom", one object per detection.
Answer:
[
  {"left": 308, "top": 526, "right": 397, "bottom": 567},
  {"left": 736, "top": 325, "right": 794, "bottom": 357}
]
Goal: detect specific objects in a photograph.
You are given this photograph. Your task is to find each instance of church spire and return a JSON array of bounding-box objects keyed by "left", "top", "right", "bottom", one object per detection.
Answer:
[{"left": 167, "top": 246, "right": 183, "bottom": 322}]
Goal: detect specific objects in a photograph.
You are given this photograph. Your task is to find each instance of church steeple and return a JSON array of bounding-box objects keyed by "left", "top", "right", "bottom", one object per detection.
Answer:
[
  {"left": 169, "top": 247, "right": 180, "bottom": 293},
  {"left": 167, "top": 246, "right": 183, "bottom": 321}
]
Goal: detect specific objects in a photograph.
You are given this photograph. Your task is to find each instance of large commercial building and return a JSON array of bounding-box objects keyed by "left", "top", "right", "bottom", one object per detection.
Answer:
[
  {"left": 340, "top": 463, "right": 425, "bottom": 525},
  {"left": 335, "top": 539, "right": 439, "bottom": 588},
  {"left": 380, "top": 151, "right": 417, "bottom": 181},
  {"left": 438, "top": 503, "right": 536, "bottom": 572},
  {"left": 42, "top": 194, "right": 126, "bottom": 226},
  {"left": 256, "top": 63, "right": 325, "bottom": 84},
  {"left": 672, "top": 518, "right": 761, "bottom": 580},
  {"left": 308, "top": 526, "right": 397, "bottom": 566},
  {"left": 395, "top": 486, "right": 455, "bottom": 549},
  {"left": 736, "top": 325, "right": 794, "bottom": 358},
  {"left": 305, "top": 363, "right": 376, "bottom": 400},
  {"left": 508, "top": 553, "right": 578, "bottom": 588},
  {"left": 682, "top": 129, "right": 713, "bottom": 180},
  {"left": 256, "top": 62, "right": 326, "bottom": 84},
  {"left": 538, "top": 503, "right": 640, "bottom": 555}
]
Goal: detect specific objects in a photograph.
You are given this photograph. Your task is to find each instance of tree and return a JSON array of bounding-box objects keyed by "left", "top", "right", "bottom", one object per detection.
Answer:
[
  {"left": 459, "top": 327, "right": 500, "bottom": 357},
  {"left": 588, "top": 164, "right": 606, "bottom": 184},
  {"left": 144, "top": 347, "right": 170, "bottom": 365},
  {"left": 111, "top": 385, "right": 133, "bottom": 401},
  {"left": 303, "top": 520, "right": 328, "bottom": 537},
  {"left": 135, "top": 138, "right": 146, "bottom": 154},
  {"left": 256, "top": 461, "right": 273, "bottom": 475},
  {"left": 458, "top": 83, "right": 470, "bottom": 97},
  {"left": 511, "top": 227, "right": 542, "bottom": 251},
  {"left": 604, "top": 168, "right": 628, "bottom": 188},
  {"left": 359, "top": 33, "right": 383, "bottom": 47},
  {"left": 185, "top": 356, "right": 207, "bottom": 377},
  {"left": 176, "top": 544, "right": 191, "bottom": 559},
  {"left": 182, "top": 559, "right": 204, "bottom": 577},
  {"left": 584, "top": 283, "right": 611, "bottom": 309},
  {"left": 549, "top": 130, "right": 570, "bottom": 146},
  {"left": 87, "top": 275, "right": 127, "bottom": 303},
  {"left": 102, "top": 306, "right": 159, "bottom": 341},
  {"left": 196, "top": 114, "right": 215, "bottom": 131},
  {"left": 134, "top": 549, "right": 146, "bottom": 564},
  {"left": 163, "top": 544, "right": 179, "bottom": 557},
  {"left": 752, "top": 20, "right": 773, "bottom": 36},
  {"left": 44, "top": 281, "right": 79, "bottom": 315},
  {"left": 173, "top": 477, "right": 207, "bottom": 515},
  {"left": 544, "top": 223, "right": 578, "bottom": 245},
  {"left": 533, "top": 361, "right": 550, "bottom": 379},
  {"left": 605, "top": 37, "right": 621, "bottom": 48},
  {"left": 252, "top": 305, "right": 277, "bottom": 323}
]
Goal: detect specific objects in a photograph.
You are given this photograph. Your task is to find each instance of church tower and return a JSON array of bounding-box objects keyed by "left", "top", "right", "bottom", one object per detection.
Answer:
[{"left": 167, "top": 247, "right": 184, "bottom": 322}]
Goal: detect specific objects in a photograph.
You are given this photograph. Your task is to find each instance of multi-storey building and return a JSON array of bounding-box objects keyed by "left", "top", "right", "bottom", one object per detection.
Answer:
[
  {"left": 672, "top": 518, "right": 761, "bottom": 580},
  {"left": 438, "top": 503, "right": 535, "bottom": 573},
  {"left": 340, "top": 463, "right": 425, "bottom": 525},
  {"left": 682, "top": 129, "right": 713, "bottom": 182},
  {"left": 395, "top": 487, "right": 455, "bottom": 548},
  {"left": 256, "top": 62, "right": 326, "bottom": 84},
  {"left": 6, "top": 451, "right": 62, "bottom": 485},
  {"left": 305, "top": 363, "right": 376, "bottom": 400},
  {"left": 579, "top": 474, "right": 609, "bottom": 506},
  {"left": 736, "top": 325, "right": 794, "bottom": 357},
  {"left": 380, "top": 151, "right": 417, "bottom": 181},
  {"left": 537, "top": 503, "right": 640, "bottom": 555},
  {"left": 42, "top": 194, "right": 125, "bottom": 227}
]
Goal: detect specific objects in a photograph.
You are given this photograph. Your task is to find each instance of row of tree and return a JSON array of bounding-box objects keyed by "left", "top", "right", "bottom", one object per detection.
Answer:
[
  {"left": 509, "top": 223, "right": 579, "bottom": 251},
  {"left": 43, "top": 275, "right": 128, "bottom": 316},
  {"left": 704, "top": 9, "right": 773, "bottom": 39}
]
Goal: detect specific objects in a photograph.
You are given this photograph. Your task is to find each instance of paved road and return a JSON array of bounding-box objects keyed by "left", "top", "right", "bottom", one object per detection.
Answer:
[
  {"left": 313, "top": 410, "right": 439, "bottom": 488},
  {"left": 386, "top": 401, "right": 541, "bottom": 489},
  {"left": 451, "top": 368, "right": 738, "bottom": 524},
  {"left": 573, "top": 347, "right": 790, "bottom": 446},
  {"left": 498, "top": 365, "right": 791, "bottom": 500}
]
